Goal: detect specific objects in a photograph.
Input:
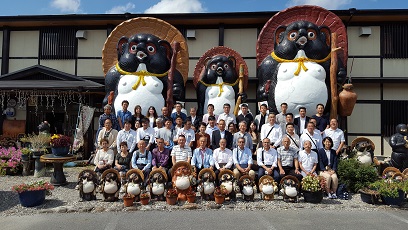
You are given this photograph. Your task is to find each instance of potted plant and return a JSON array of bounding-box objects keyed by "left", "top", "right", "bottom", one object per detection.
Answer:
[
  {"left": 20, "top": 147, "right": 32, "bottom": 161},
  {"left": 26, "top": 133, "right": 50, "bottom": 156},
  {"left": 214, "top": 186, "right": 228, "bottom": 204},
  {"left": 186, "top": 191, "right": 196, "bottom": 203},
  {"left": 166, "top": 188, "right": 178, "bottom": 205},
  {"left": 12, "top": 180, "right": 54, "bottom": 207},
  {"left": 139, "top": 191, "right": 150, "bottom": 205},
  {"left": 50, "top": 134, "right": 71, "bottom": 156},
  {"left": 123, "top": 193, "right": 135, "bottom": 207},
  {"left": 337, "top": 158, "right": 378, "bottom": 193},
  {"left": 369, "top": 178, "right": 408, "bottom": 206},
  {"left": 301, "top": 175, "right": 326, "bottom": 203},
  {"left": 358, "top": 187, "right": 381, "bottom": 205},
  {"left": 0, "top": 147, "right": 23, "bottom": 176}
]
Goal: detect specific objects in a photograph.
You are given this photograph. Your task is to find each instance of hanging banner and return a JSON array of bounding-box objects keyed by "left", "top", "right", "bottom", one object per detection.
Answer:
[{"left": 73, "top": 105, "right": 95, "bottom": 151}]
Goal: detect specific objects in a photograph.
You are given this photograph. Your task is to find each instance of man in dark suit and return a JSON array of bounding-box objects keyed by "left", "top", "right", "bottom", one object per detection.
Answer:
[
  {"left": 187, "top": 107, "right": 202, "bottom": 132},
  {"left": 294, "top": 107, "right": 310, "bottom": 134},
  {"left": 211, "top": 119, "right": 233, "bottom": 150}
]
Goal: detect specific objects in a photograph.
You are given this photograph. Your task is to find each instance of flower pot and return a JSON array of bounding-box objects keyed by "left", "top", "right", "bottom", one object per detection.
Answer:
[
  {"left": 32, "top": 151, "right": 45, "bottom": 157},
  {"left": 302, "top": 190, "right": 323, "bottom": 204},
  {"left": 51, "top": 146, "right": 70, "bottom": 157},
  {"left": 140, "top": 197, "right": 150, "bottom": 205},
  {"left": 382, "top": 190, "right": 405, "bottom": 206},
  {"left": 123, "top": 195, "right": 135, "bottom": 207},
  {"left": 338, "top": 83, "right": 357, "bottom": 116},
  {"left": 166, "top": 196, "right": 177, "bottom": 205},
  {"left": 18, "top": 190, "right": 46, "bottom": 207},
  {"left": 187, "top": 194, "right": 196, "bottom": 203},
  {"left": 359, "top": 189, "right": 381, "bottom": 205},
  {"left": 214, "top": 195, "right": 225, "bottom": 204}
]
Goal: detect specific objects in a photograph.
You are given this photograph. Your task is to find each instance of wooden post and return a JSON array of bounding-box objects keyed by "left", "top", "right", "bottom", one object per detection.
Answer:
[
  {"left": 330, "top": 33, "right": 341, "bottom": 120},
  {"left": 233, "top": 64, "right": 245, "bottom": 116},
  {"left": 166, "top": 42, "right": 180, "bottom": 111}
]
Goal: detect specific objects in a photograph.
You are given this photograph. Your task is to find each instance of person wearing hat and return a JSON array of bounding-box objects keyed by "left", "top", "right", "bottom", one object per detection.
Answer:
[
  {"left": 236, "top": 103, "right": 253, "bottom": 132},
  {"left": 171, "top": 135, "right": 193, "bottom": 165},
  {"left": 323, "top": 118, "right": 345, "bottom": 155},
  {"left": 205, "top": 115, "right": 219, "bottom": 144},
  {"left": 233, "top": 137, "right": 255, "bottom": 180},
  {"left": 131, "top": 140, "right": 152, "bottom": 183},
  {"left": 191, "top": 136, "right": 214, "bottom": 174}
]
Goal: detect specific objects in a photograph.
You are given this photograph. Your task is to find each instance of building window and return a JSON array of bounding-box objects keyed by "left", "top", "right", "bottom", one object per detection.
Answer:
[
  {"left": 381, "top": 100, "right": 408, "bottom": 137},
  {"left": 40, "top": 28, "right": 77, "bottom": 60},
  {"left": 382, "top": 24, "right": 408, "bottom": 59}
]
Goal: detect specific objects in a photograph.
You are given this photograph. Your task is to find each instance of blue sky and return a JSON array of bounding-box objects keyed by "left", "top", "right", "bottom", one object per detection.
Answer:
[{"left": 0, "top": 0, "right": 407, "bottom": 16}]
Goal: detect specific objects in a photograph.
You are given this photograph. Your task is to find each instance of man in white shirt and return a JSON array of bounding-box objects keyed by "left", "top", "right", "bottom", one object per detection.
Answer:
[
  {"left": 205, "top": 116, "right": 219, "bottom": 143},
  {"left": 260, "top": 113, "right": 282, "bottom": 148},
  {"left": 217, "top": 103, "right": 236, "bottom": 127},
  {"left": 202, "top": 104, "right": 218, "bottom": 124},
  {"left": 294, "top": 106, "right": 310, "bottom": 135},
  {"left": 116, "top": 120, "right": 137, "bottom": 153},
  {"left": 300, "top": 122, "right": 323, "bottom": 152},
  {"left": 257, "top": 138, "right": 280, "bottom": 182},
  {"left": 285, "top": 113, "right": 300, "bottom": 135},
  {"left": 213, "top": 138, "right": 233, "bottom": 179},
  {"left": 323, "top": 118, "right": 345, "bottom": 155},
  {"left": 232, "top": 137, "right": 255, "bottom": 180},
  {"left": 285, "top": 122, "right": 300, "bottom": 151},
  {"left": 136, "top": 118, "right": 155, "bottom": 151},
  {"left": 176, "top": 120, "right": 195, "bottom": 148},
  {"left": 298, "top": 140, "right": 318, "bottom": 177}
]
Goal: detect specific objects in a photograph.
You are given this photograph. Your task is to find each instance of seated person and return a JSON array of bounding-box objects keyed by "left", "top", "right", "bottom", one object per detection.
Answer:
[
  {"left": 213, "top": 138, "right": 234, "bottom": 179},
  {"left": 257, "top": 138, "right": 280, "bottom": 182},
  {"left": 277, "top": 137, "right": 302, "bottom": 182},
  {"left": 171, "top": 135, "right": 192, "bottom": 165},
  {"left": 152, "top": 138, "right": 171, "bottom": 180},
  {"left": 232, "top": 137, "right": 255, "bottom": 180},
  {"left": 318, "top": 137, "right": 339, "bottom": 199},
  {"left": 114, "top": 141, "right": 132, "bottom": 175},
  {"left": 131, "top": 140, "right": 152, "bottom": 183},
  {"left": 94, "top": 138, "right": 114, "bottom": 174},
  {"left": 298, "top": 140, "right": 318, "bottom": 177},
  {"left": 191, "top": 136, "right": 214, "bottom": 174}
]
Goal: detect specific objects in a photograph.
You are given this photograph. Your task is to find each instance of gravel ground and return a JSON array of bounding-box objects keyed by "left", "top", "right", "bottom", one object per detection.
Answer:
[{"left": 0, "top": 165, "right": 406, "bottom": 216}]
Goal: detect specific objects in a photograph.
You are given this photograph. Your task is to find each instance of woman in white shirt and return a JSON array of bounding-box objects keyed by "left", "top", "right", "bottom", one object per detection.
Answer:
[{"left": 94, "top": 138, "right": 114, "bottom": 173}]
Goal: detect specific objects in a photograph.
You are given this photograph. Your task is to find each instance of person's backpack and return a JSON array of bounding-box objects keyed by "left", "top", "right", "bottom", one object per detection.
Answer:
[{"left": 336, "top": 183, "right": 350, "bottom": 200}]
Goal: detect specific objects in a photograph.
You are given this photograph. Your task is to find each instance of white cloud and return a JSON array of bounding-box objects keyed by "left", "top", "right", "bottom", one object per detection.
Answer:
[
  {"left": 286, "top": 0, "right": 352, "bottom": 10},
  {"left": 106, "top": 3, "right": 136, "bottom": 14},
  {"left": 145, "top": 0, "right": 206, "bottom": 14},
  {"left": 50, "top": 0, "right": 81, "bottom": 13}
]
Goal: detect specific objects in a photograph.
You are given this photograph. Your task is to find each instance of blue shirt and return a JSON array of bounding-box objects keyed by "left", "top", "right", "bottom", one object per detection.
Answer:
[
  {"left": 131, "top": 150, "right": 152, "bottom": 171},
  {"left": 170, "top": 112, "right": 187, "bottom": 126},
  {"left": 117, "top": 110, "right": 132, "bottom": 128},
  {"left": 233, "top": 147, "right": 253, "bottom": 165},
  {"left": 191, "top": 148, "right": 214, "bottom": 169}
]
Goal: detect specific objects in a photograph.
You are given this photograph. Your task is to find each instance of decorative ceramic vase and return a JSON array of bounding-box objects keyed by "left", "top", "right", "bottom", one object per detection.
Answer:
[
  {"left": 166, "top": 196, "right": 177, "bottom": 205},
  {"left": 186, "top": 194, "right": 196, "bottom": 203},
  {"left": 338, "top": 83, "right": 357, "bottom": 116},
  {"left": 382, "top": 190, "right": 405, "bottom": 206},
  {"left": 18, "top": 190, "right": 46, "bottom": 207},
  {"left": 140, "top": 197, "right": 149, "bottom": 205},
  {"left": 214, "top": 195, "right": 225, "bottom": 204},
  {"left": 123, "top": 195, "right": 135, "bottom": 207},
  {"left": 51, "top": 146, "right": 70, "bottom": 157},
  {"left": 302, "top": 190, "right": 324, "bottom": 203}
]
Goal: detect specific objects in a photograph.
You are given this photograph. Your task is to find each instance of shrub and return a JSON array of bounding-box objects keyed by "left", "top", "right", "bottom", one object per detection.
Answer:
[{"left": 337, "top": 158, "right": 378, "bottom": 192}]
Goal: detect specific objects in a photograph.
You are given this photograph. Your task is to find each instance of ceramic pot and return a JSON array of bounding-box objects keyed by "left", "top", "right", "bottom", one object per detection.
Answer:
[
  {"left": 140, "top": 197, "right": 150, "bottom": 205},
  {"left": 338, "top": 83, "right": 357, "bottom": 116},
  {"left": 302, "top": 190, "right": 323, "bottom": 203},
  {"left": 166, "top": 196, "right": 177, "bottom": 205},
  {"left": 382, "top": 190, "right": 405, "bottom": 206},
  {"left": 51, "top": 146, "right": 70, "bottom": 157},
  {"left": 18, "top": 190, "right": 46, "bottom": 207},
  {"left": 123, "top": 195, "right": 135, "bottom": 207},
  {"left": 214, "top": 195, "right": 225, "bottom": 204},
  {"left": 186, "top": 194, "right": 196, "bottom": 203}
]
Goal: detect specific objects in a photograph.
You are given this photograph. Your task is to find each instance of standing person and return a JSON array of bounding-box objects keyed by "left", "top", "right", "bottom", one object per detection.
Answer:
[
  {"left": 257, "top": 138, "right": 280, "bottom": 182},
  {"left": 232, "top": 137, "right": 255, "bottom": 180},
  {"left": 171, "top": 135, "right": 192, "bottom": 164},
  {"left": 236, "top": 103, "right": 253, "bottom": 131},
  {"left": 285, "top": 123, "right": 300, "bottom": 152},
  {"left": 300, "top": 122, "right": 323, "bottom": 152},
  {"left": 131, "top": 140, "right": 152, "bottom": 183},
  {"left": 116, "top": 120, "right": 137, "bottom": 153},
  {"left": 260, "top": 113, "right": 282, "bottom": 149},
  {"left": 275, "top": 102, "right": 288, "bottom": 127},
  {"left": 154, "top": 118, "right": 164, "bottom": 139},
  {"left": 298, "top": 140, "right": 318, "bottom": 177},
  {"left": 131, "top": 105, "right": 145, "bottom": 130},
  {"left": 191, "top": 136, "right": 214, "bottom": 174},
  {"left": 202, "top": 104, "right": 218, "bottom": 124},
  {"left": 172, "top": 116, "right": 184, "bottom": 139},
  {"left": 212, "top": 138, "right": 234, "bottom": 179},
  {"left": 156, "top": 120, "right": 175, "bottom": 150},
  {"left": 136, "top": 118, "right": 155, "bottom": 151},
  {"left": 97, "top": 119, "right": 119, "bottom": 154},
  {"left": 96, "top": 105, "right": 119, "bottom": 145},
  {"left": 323, "top": 118, "right": 345, "bottom": 155},
  {"left": 294, "top": 107, "right": 310, "bottom": 135},
  {"left": 176, "top": 120, "right": 195, "bottom": 148},
  {"left": 277, "top": 137, "right": 303, "bottom": 182},
  {"left": 194, "top": 122, "right": 211, "bottom": 149},
  {"left": 205, "top": 116, "right": 219, "bottom": 144},
  {"left": 158, "top": 106, "right": 171, "bottom": 123},
  {"left": 318, "top": 137, "right": 339, "bottom": 199},
  {"left": 232, "top": 121, "right": 253, "bottom": 150},
  {"left": 94, "top": 138, "right": 114, "bottom": 174},
  {"left": 312, "top": 103, "right": 329, "bottom": 133},
  {"left": 117, "top": 100, "right": 132, "bottom": 130},
  {"left": 249, "top": 121, "right": 260, "bottom": 154},
  {"left": 228, "top": 122, "right": 237, "bottom": 134},
  {"left": 254, "top": 103, "right": 268, "bottom": 131},
  {"left": 217, "top": 103, "right": 236, "bottom": 127},
  {"left": 308, "top": 118, "right": 321, "bottom": 135},
  {"left": 285, "top": 113, "right": 300, "bottom": 136},
  {"left": 146, "top": 106, "right": 158, "bottom": 128},
  {"left": 114, "top": 142, "right": 132, "bottom": 177},
  {"left": 151, "top": 138, "right": 171, "bottom": 177},
  {"left": 187, "top": 107, "right": 202, "bottom": 132},
  {"left": 170, "top": 102, "right": 187, "bottom": 126},
  {"left": 211, "top": 119, "right": 233, "bottom": 150}
]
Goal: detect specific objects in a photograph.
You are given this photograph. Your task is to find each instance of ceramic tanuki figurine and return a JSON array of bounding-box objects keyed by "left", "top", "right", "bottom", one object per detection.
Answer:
[
  {"left": 280, "top": 175, "right": 300, "bottom": 202},
  {"left": 102, "top": 17, "right": 188, "bottom": 114},
  {"left": 351, "top": 137, "right": 375, "bottom": 165},
  {"left": 239, "top": 175, "right": 256, "bottom": 201},
  {"left": 148, "top": 168, "right": 168, "bottom": 201},
  {"left": 77, "top": 170, "right": 98, "bottom": 201},
  {"left": 100, "top": 169, "right": 121, "bottom": 202},
  {"left": 193, "top": 46, "right": 248, "bottom": 115},
  {"left": 124, "top": 169, "right": 144, "bottom": 201},
  {"left": 218, "top": 169, "right": 239, "bottom": 202},
  {"left": 171, "top": 161, "right": 197, "bottom": 201},
  {"left": 257, "top": 5, "right": 347, "bottom": 116},
  {"left": 197, "top": 168, "right": 216, "bottom": 201},
  {"left": 258, "top": 175, "right": 278, "bottom": 200}
]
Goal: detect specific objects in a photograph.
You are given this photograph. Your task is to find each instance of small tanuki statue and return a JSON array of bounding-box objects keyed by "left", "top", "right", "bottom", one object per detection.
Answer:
[
  {"left": 218, "top": 169, "right": 239, "bottom": 202},
  {"left": 148, "top": 168, "right": 168, "bottom": 201},
  {"left": 100, "top": 169, "right": 121, "bottom": 202},
  {"left": 239, "top": 175, "right": 256, "bottom": 202},
  {"left": 258, "top": 175, "right": 278, "bottom": 201},
  {"left": 197, "top": 168, "right": 216, "bottom": 201},
  {"left": 123, "top": 169, "right": 144, "bottom": 201},
  {"left": 171, "top": 161, "right": 197, "bottom": 201},
  {"left": 351, "top": 137, "right": 375, "bottom": 165},
  {"left": 77, "top": 169, "right": 98, "bottom": 201},
  {"left": 280, "top": 175, "right": 300, "bottom": 203}
]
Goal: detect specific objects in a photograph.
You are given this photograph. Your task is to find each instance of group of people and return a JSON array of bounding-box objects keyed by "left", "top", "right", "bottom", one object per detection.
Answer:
[{"left": 92, "top": 100, "right": 345, "bottom": 199}]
